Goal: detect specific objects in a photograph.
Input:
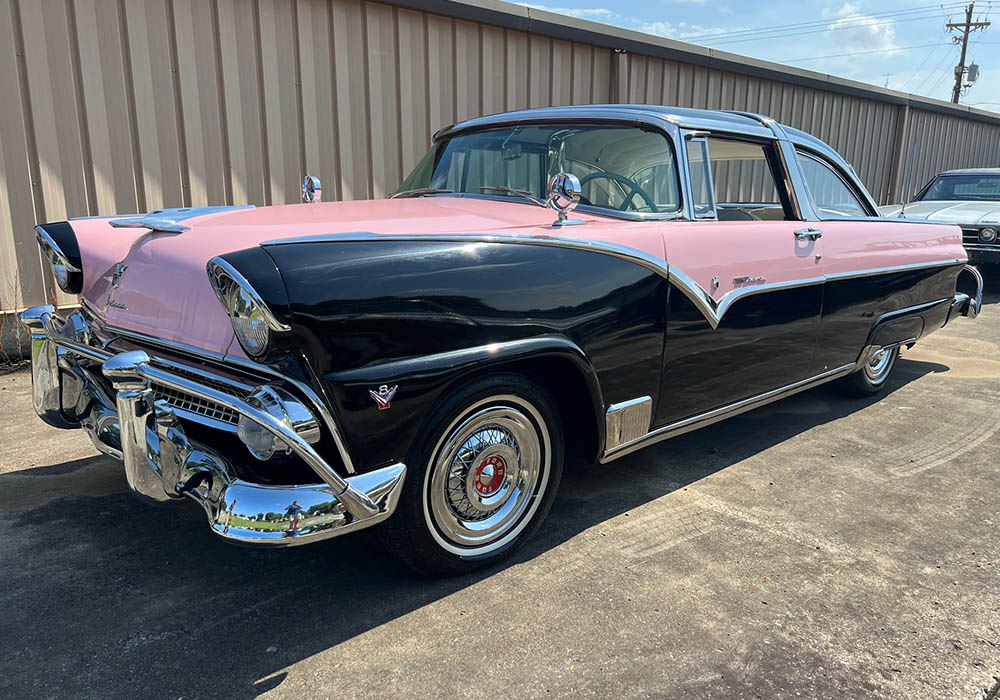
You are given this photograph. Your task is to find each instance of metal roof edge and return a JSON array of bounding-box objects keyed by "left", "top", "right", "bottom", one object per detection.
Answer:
[{"left": 377, "top": 0, "right": 1000, "bottom": 128}]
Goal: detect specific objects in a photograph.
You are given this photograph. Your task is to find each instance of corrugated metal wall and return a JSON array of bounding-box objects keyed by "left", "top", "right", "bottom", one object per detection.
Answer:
[{"left": 3, "top": 0, "right": 1000, "bottom": 318}]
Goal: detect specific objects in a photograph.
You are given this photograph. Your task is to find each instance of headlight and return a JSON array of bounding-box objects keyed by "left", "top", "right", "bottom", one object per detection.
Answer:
[
  {"left": 229, "top": 286, "right": 270, "bottom": 356},
  {"left": 980, "top": 227, "right": 997, "bottom": 243},
  {"left": 208, "top": 256, "right": 291, "bottom": 359},
  {"left": 35, "top": 224, "right": 82, "bottom": 294}
]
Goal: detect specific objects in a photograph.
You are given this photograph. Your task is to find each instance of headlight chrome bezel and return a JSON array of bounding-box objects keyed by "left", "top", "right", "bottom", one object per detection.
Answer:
[
  {"left": 208, "top": 256, "right": 291, "bottom": 359},
  {"left": 36, "top": 225, "right": 83, "bottom": 294},
  {"left": 979, "top": 227, "right": 998, "bottom": 243}
]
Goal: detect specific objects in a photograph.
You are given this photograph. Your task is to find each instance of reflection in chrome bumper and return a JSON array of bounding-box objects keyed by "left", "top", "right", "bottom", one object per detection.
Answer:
[{"left": 19, "top": 305, "right": 405, "bottom": 546}]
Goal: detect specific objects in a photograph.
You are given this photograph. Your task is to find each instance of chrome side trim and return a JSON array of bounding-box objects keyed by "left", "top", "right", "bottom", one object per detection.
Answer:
[
  {"left": 824, "top": 258, "right": 966, "bottom": 281},
  {"left": 670, "top": 270, "right": 825, "bottom": 330},
  {"left": 261, "top": 232, "right": 671, "bottom": 279},
  {"left": 670, "top": 258, "right": 966, "bottom": 330},
  {"left": 605, "top": 396, "right": 653, "bottom": 451},
  {"left": 601, "top": 363, "right": 856, "bottom": 462},
  {"left": 207, "top": 256, "right": 292, "bottom": 333}
]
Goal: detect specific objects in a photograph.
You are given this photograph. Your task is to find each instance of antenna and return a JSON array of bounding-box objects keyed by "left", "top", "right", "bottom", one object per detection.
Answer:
[{"left": 899, "top": 125, "right": 924, "bottom": 219}]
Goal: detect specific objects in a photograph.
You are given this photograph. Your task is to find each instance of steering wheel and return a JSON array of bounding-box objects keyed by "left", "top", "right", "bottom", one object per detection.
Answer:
[{"left": 578, "top": 172, "right": 658, "bottom": 213}]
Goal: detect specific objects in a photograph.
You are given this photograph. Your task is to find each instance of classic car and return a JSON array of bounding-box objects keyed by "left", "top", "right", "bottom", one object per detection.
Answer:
[
  {"left": 23, "top": 105, "right": 983, "bottom": 575},
  {"left": 881, "top": 168, "right": 1000, "bottom": 265}
]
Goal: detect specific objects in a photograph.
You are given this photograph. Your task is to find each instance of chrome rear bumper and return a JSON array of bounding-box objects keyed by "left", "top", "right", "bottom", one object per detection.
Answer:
[
  {"left": 950, "top": 264, "right": 984, "bottom": 321},
  {"left": 20, "top": 305, "right": 405, "bottom": 546}
]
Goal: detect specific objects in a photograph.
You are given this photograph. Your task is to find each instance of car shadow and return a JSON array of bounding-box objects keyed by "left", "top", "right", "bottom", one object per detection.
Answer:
[{"left": 0, "top": 357, "right": 945, "bottom": 699}]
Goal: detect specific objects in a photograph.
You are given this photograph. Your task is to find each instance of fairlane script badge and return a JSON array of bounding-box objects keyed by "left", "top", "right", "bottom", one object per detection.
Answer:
[
  {"left": 732, "top": 275, "right": 767, "bottom": 287},
  {"left": 370, "top": 384, "right": 398, "bottom": 410}
]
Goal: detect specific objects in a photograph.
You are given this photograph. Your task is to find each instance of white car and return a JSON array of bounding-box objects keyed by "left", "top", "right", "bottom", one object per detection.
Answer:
[{"left": 881, "top": 168, "right": 1000, "bottom": 265}]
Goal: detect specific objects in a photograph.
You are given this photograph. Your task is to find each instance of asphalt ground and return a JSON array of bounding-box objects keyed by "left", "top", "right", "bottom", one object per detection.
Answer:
[{"left": 2, "top": 271, "right": 999, "bottom": 700}]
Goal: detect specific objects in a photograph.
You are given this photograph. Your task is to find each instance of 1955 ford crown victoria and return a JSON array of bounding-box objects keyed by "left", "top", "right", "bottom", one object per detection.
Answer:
[{"left": 23, "top": 105, "right": 983, "bottom": 575}]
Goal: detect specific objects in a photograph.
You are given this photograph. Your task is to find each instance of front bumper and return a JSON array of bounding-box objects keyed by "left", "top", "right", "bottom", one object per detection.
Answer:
[{"left": 20, "top": 305, "right": 405, "bottom": 546}]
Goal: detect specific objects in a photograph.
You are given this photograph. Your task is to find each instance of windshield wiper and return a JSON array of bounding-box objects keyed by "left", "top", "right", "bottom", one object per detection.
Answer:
[
  {"left": 388, "top": 188, "right": 454, "bottom": 199},
  {"left": 479, "top": 186, "right": 546, "bottom": 207}
]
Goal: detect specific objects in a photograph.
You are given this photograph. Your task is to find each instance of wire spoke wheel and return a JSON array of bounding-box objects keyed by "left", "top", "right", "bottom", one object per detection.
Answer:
[{"left": 424, "top": 396, "right": 550, "bottom": 556}]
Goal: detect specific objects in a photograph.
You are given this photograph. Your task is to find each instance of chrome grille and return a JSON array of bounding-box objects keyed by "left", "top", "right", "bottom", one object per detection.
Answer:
[
  {"left": 962, "top": 228, "right": 979, "bottom": 245},
  {"left": 151, "top": 382, "right": 240, "bottom": 425}
]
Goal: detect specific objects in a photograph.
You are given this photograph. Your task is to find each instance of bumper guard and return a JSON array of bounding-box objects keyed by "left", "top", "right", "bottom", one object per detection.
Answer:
[{"left": 20, "top": 305, "right": 405, "bottom": 546}]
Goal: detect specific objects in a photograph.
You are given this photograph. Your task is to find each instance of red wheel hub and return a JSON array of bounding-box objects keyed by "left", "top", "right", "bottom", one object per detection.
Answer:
[{"left": 474, "top": 454, "right": 507, "bottom": 496}]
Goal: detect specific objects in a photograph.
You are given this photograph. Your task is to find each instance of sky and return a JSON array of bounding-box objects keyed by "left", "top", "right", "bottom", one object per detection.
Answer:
[{"left": 521, "top": 0, "right": 999, "bottom": 112}]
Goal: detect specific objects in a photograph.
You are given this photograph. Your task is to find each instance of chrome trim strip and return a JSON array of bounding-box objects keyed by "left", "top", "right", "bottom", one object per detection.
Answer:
[
  {"left": 824, "top": 258, "right": 966, "bottom": 281},
  {"left": 261, "top": 232, "right": 671, "bottom": 279},
  {"left": 601, "top": 363, "right": 856, "bottom": 462},
  {"left": 207, "top": 256, "right": 292, "bottom": 333},
  {"left": 670, "top": 271, "right": 825, "bottom": 330}
]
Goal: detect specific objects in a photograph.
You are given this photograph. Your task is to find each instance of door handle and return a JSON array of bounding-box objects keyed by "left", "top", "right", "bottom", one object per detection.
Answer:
[{"left": 794, "top": 228, "right": 823, "bottom": 241}]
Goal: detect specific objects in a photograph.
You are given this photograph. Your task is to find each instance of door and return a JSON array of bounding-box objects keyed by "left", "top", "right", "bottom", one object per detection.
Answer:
[
  {"left": 654, "top": 135, "right": 824, "bottom": 427},
  {"left": 793, "top": 149, "right": 961, "bottom": 373}
]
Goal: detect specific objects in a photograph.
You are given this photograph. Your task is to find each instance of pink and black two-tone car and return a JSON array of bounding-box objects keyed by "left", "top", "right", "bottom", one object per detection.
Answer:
[{"left": 23, "top": 106, "right": 983, "bottom": 574}]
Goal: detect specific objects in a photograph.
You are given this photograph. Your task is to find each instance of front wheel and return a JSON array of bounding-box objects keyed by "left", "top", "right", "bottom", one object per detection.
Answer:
[
  {"left": 838, "top": 346, "right": 899, "bottom": 397},
  {"left": 379, "top": 373, "right": 564, "bottom": 576}
]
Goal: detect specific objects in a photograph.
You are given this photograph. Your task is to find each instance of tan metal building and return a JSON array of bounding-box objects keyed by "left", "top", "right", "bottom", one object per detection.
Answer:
[{"left": 3, "top": 0, "right": 1000, "bottom": 351}]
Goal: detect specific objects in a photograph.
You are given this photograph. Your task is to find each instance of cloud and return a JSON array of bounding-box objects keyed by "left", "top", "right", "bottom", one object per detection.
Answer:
[
  {"left": 519, "top": 3, "right": 746, "bottom": 45},
  {"left": 823, "top": 2, "right": 900, "bottom": 57}
]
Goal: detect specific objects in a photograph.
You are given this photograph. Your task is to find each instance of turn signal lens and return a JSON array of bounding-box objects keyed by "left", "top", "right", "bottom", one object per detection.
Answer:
[
  {"left": 237, "top": 414, "right": 287, "bottom": 461},
  {"left": 980, "top": 227, "right": 997, "bottom": 243}
]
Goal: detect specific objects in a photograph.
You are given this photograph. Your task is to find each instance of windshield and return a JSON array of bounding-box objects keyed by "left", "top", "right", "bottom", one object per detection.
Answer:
[
  {"left": 397, "top": 125, "right": 681, "bottom": 216},
  {"left": 917, "top": 174, "right": 1000, "bottom": 202}
]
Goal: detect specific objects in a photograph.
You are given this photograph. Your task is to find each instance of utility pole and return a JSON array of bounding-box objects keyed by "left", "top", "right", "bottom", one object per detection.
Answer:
[{"left": 947, "top": 2, "right": 990, "bottom": 103}]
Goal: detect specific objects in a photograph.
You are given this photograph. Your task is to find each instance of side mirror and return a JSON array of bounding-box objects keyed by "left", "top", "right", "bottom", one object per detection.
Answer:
[
  {"left": 546, "top": 172, "right": 585, "bottom": 227},
  {"left": 302, "top": 175, "right": 322, "bottom": 203}
]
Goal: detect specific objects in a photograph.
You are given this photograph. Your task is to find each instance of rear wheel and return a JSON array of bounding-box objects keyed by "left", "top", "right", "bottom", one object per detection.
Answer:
[
  {"left": 379, "top": 373, "right": 563, "bottom": 576},
  {"left": 838, "top": 346, "right": 899, "bottom": 397}
]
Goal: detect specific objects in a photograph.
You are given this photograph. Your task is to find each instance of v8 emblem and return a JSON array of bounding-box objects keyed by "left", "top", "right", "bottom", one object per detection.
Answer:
[{"left": 369, "top": 384, "right": 398, "bottom": 410}]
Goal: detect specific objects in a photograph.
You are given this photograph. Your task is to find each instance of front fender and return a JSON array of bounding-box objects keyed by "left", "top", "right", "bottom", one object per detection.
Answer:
[{"left": 262, "top": 238, "right": 669, "bottom": 471}]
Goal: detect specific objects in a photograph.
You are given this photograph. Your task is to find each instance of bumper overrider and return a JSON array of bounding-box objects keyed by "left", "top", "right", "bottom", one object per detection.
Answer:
[
  {"left": 950, "top": 264, "right": 985, "bottom": 321},
  {"left": 20, "top": 305, "right": 405, "bottom": 546}
]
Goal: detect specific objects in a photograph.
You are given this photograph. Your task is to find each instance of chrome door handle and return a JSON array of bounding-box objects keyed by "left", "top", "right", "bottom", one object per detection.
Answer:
[{"left": 794, "top": 228, "right": 823, "bottom": 241}]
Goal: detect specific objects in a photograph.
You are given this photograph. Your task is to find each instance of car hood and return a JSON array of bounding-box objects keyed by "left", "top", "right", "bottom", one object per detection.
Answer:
[
  {"left": 879, "top": 200, "right": 1000, "bottom": 225},
  {"left": 72, "top": 197, "right": 661, "bottom": 358}
]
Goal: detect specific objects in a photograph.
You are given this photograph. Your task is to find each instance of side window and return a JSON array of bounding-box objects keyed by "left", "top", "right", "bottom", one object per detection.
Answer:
[
  {"left": 706, "top": 138, "right": 791, "bottom": 221},
  {"left": 795, "top": 151, "right": 869, "bottom": 219},
  {"left": 685, "top": 138, "right": 715, "bottom": 218}
]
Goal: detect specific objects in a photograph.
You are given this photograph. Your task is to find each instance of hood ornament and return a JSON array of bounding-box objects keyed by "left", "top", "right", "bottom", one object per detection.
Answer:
[{"left": 302, "top": 175, "right": 322, "bottom": 203}]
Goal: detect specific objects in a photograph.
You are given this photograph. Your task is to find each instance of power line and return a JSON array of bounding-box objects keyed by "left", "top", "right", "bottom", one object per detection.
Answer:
[
  {"left": 947, "top": 2, "right": 990, "bottom": 103},
  {"left": 705, "top": 11, "right": 966, "bottom": 46},
  {"left": 901, "top": 35, "right": 951, "bottom": 90},
  {"left": 910, "top": 41, "right": 958, "bottom": 93},
  {"left": 682, "top": 3, "right": 968, "bottom": 42},
  {"left": 781, "top": 42, "right": 951, "bottom": 63}
]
